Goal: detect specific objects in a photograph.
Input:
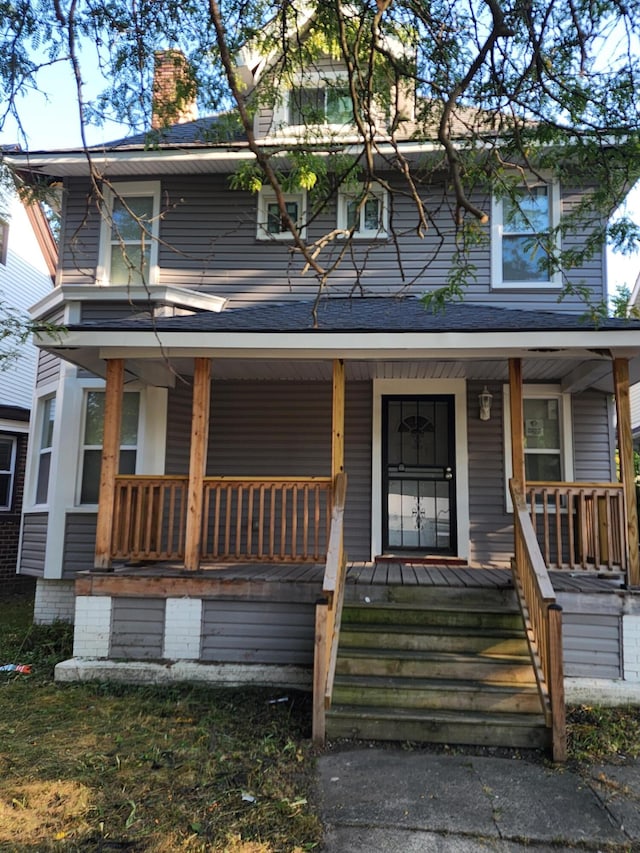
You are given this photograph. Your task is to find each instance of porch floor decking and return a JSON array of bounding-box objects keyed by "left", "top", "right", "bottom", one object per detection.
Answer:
[{"left": 76, "top": 561, "right": 625, "bottom": 598}]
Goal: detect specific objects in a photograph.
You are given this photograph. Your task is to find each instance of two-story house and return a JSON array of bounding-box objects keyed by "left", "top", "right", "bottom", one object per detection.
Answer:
[
  {"left": 0, "top": 184, "right": 56, "bottom": 593},
  {"left": 7, "top": 34, "right": 640, "bottom": 758}
]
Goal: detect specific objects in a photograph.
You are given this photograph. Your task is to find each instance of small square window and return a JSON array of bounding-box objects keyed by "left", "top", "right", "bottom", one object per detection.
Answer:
[
  {"left": 257, "top": 189, "right": 306, "bottom": 240},
  {"left": 338, "top": 185, "right": 388, "bottom": 238},
  {"left": 288, "top": 85, "right": 352, "bottom": 126}
]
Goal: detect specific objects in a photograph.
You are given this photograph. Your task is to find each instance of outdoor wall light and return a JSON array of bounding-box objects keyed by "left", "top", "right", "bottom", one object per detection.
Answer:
[{"left": 479, "top": 386, "right": 493, "bottom": 421}]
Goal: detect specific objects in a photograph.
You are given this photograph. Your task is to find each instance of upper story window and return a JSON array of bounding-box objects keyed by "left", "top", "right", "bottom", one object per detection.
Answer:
[
  {"left": 256, "top": 188, "right": 307, "bottom": 240},
  {"left": 288, "top": 84, "right": 352, "bottom": 126},
  {"left": 0, "top": 219, "right": 8, "bottom": 265},
  {"left": 79, "top": 390, "right": 140, "bottom": 505},
  {"left": 492, "top": 181, "right": 561, "bottom": 289},
  {"left": 0, "top": 436, "right": 16, "bottom": 510},
  {"left": 338, "top": 184, "right": 388, "bottom": 238},
  {"left": 97, "top": 181, "right": 160, "bottom": 286}
]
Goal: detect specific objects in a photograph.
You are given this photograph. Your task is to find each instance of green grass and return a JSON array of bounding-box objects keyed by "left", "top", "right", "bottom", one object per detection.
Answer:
[
  {"left": 567, "top": 704, "right": 640, "bottom": 763},
  {"left": 0, "top": 594, "right": 322, "bottom": 852}
]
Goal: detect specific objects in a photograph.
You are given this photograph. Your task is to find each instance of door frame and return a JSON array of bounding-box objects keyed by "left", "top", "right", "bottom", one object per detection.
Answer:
[{"left": 372, "top": 378, "right": 469, "bottom": 561}]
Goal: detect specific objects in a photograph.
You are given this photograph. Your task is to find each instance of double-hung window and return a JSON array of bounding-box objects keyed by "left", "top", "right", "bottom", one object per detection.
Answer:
[
  {"left": 0, "top": 436, "right": 16, "bottom": 510},
  {"left": 35, "top": 395, "right": 56, "bottom": 505},
  {"left": 98, "top": 182, "right": 160, "bottom": 286},
  {"left": 256, "top": 188, "right": 307, "bottom": 240},
  {"left": 492, "top": 181, "right": 561, "bottom": 288},
  {"left": 338, "top": 184, "right": 388, "bottom": 238},
  {"left": 79, "top": 391, "right": 140, "bottom": 504},
  {"left": 504, "top": 386, "right": 573, "bottom": 507}
]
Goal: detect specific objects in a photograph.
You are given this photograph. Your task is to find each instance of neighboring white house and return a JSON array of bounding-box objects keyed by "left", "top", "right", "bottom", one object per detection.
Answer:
[{"left": 0, "top": 186, "right": 56, "bottom": 592}]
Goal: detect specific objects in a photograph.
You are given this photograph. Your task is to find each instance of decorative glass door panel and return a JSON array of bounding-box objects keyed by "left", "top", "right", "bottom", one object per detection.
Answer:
[{"left": 383, "top": 396, "right": 456, "bottom": 554}]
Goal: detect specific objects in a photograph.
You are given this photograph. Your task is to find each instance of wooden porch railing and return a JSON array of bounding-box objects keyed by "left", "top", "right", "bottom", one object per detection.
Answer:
[
  {"left": 112, "top": 475, "right": 188, "bottom": 560},
  {"left": 313, "top": 472, "right": 348, "bottom": 745},
  {"left": 510, "top": 479, "right": 566, "bottom": 763},
  {"left": 111, "top": 475, "right": 333, "bottom": 564},
  {"left": 525, "top": 481, "right": 627, "bottom": 575}
]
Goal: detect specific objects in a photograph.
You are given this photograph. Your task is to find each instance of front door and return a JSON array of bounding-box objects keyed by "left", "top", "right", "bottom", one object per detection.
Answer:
[{"left": 382, "top": 395, "right": 457, "bottom": 554}]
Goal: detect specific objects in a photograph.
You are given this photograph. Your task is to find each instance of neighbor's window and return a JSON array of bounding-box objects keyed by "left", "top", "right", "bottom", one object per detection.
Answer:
[
  {"left": 257, "top": 189, "right": 306, "bottom": 240},
  {"left": 0, "top": 436, "right": 16, "bottom": 510},
  {"left": 492, "top": 182, "right": 561, "bottom": 288},
  {"left": 338, "top": 185, "right": 388, "bottom": 238},
  {"left": 0, "top": 219, "right": 8, "bottom": 265},
  {"left": 35, "top": 395, "right": 56, "bottom": 504},
  {"left": 98, "top": 182, "right": 160, "bottom": 286},
  {"left": 288, "top": 85, "right": 352, "bottom": 126},
  {"left": 79, "top": 391, "right": 140, "bottom": 504}
]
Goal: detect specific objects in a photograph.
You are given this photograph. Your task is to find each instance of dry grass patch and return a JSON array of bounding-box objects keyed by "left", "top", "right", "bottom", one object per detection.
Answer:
[{"left": 0, "top": 596, "right": 322, "bottom": 852}]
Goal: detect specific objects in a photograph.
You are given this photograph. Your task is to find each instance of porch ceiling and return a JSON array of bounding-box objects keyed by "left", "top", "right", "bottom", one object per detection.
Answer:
[{"left": 57, "top": 351, "right": 637, "bottom": 392}]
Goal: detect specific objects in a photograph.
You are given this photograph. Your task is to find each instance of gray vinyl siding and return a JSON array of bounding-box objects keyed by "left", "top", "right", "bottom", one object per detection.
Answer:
[
  {"left": 62, "top": 513, "right": 97, "bottom": 577},
  {"left": 562, "top": 613, "right": 622, "bottom": 679},
  {"left": 201, "top": 600, "right": 315, "bottom": 664},
  {"left": 572, "top": 392, "right": 615, "bottom": 481},
  {"left": 19, "top": 513, "right": 48, "bottom": 576},
  {"left": 165, "top": 379, "right": 373, "bottom": 561},
  {"left": 59, "top": 174, "right": 605, "bottom": 312},
  {"left": 59, "top": 178, "right": 101, "bottom": 286},
  {"left": 110, "top": 598, "right": 165, "bottom": 659},
  {"left": 467, "top": 381, "right": 513, "bottom": 566},
  {"left": 36, "top": 348, "right": 60, "bottom": 387}
]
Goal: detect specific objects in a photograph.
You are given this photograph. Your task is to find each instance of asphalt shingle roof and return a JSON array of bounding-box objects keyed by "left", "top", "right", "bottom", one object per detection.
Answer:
[{"left": 67, "top": 297, "right": 640, "bottom": 335}]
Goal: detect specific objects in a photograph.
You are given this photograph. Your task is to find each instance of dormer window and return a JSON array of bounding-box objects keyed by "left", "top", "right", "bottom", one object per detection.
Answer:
[
  {"left": 288, "top": 84, "right": 352, "bottom": 126},
  {"left": 491, "top": 180, "right": 561, "bottom": 289}
]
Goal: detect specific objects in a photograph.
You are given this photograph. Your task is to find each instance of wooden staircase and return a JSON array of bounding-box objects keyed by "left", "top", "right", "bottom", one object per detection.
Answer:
[{"left": 326, "top": 585, "right": 550, "bottom": 750}]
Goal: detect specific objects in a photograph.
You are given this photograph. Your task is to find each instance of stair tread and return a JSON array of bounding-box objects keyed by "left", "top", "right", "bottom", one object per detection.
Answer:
[
  {"left": 338, "top": 647, "right": 531, "bottom": 664},
  {"left": 341, "top": 623, "right": 526, "bottom": 637},
  {"left": 333, "top": 673, "right": 538, "bottom": 691},
  {"left": 328, "top": 703, "right": 547, "bottom": 726}
]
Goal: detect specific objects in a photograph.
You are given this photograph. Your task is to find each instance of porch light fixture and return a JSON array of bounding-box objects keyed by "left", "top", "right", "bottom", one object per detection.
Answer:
[{"left": 479, "top": 386, "right": 493, "bottom": 421}]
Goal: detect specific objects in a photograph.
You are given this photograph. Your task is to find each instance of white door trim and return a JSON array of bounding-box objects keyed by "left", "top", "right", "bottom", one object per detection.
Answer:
[{"left": 372, "top": 378, "right": 469, "bottom": 560}]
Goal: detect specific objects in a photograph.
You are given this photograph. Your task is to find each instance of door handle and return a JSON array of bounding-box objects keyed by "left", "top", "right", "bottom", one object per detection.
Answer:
[{"left": 444, "top": 467, "right": 453, "bottom": 480}]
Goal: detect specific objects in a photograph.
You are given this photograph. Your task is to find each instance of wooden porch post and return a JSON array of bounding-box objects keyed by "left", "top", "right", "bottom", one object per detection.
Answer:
[
  {"left": 509, "top": 358, "right": 526, "bottom": 493},
  {"left": 613, "top": 357, "right": 640, "bottom": 586},
  {"left": 94, "top": 358, "right": 124, "bottom": 570},
  {"left": 332, "top": 359, "right": 345, "bottom": 481},
  {"left": 184, "top": 357, "right": 212, "bottom": 571}
]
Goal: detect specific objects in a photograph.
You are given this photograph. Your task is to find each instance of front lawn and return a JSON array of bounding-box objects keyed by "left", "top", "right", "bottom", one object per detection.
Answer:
[{"left": 0, "top": 595, "right": 322, "bottom": 852}]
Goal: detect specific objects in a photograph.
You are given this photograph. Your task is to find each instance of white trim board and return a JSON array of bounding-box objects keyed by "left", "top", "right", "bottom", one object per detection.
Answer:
[{"left": 371, "top": 378, "right": 470, "bottom": 561}]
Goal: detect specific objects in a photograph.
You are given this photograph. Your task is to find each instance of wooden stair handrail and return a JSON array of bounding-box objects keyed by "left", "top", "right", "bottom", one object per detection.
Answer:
[
  {"left": 510, "top": 479, "right": 567, "bottom": 762},
  {"left": 313, "top": 472, "right": 348, "bottom": 745}
]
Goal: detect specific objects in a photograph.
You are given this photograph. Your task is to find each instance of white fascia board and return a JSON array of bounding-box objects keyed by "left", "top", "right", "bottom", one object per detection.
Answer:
[
  {"left": 0, "top": 419, "right": 30, "bottom": 433},
  {"left": 30, "top": 285, "right": 227, "bottom": 319},
  {"left": 36, "top": 327, "right": 640, "bottom": 358}
]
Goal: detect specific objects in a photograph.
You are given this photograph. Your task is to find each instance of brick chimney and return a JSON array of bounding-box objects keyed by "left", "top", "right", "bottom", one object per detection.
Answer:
[{"left": 152, "top": 50, "right": 198, "bottom": 130}]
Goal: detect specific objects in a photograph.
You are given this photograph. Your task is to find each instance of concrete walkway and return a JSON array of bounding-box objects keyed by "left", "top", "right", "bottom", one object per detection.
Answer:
[{"left": 317, "top": 748, "right": 640, "bottom": 851}]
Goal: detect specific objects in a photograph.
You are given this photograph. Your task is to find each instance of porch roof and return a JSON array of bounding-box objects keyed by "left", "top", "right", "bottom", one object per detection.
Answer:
[
  {"left": 65, "top": 297, "right": 640, "bottom": 334},
  {"left": 41, "top": 297, "right": 640, "bottom": 391}
]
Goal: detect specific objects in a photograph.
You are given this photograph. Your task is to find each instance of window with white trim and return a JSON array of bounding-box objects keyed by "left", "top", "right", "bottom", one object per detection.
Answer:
[
  {"left": 0, "top": 436, "right": 16, "bottom": 510},
  {"left": 504, "top": 386, "right": 573, "bottom": 507},
  {"left": 79, "top": 391, "right": 140, "bottom": 504},
  {"left": 492, "top": 181, "right": 561, "bottom": 288},
  {"left": 256, "top": 188, "right": 307, "bottom": 240},
  {"left": 338, "top": 184, "right": 388, "bottom": 238},
  {"left": 97, "top": 182, "right": 160, "bottom": 285},
  {"left": 35, "top": 395, "right": 56, "bottom": 505},
  {"left": 288, "top": 84, "right": 352, "bottom": 126}
]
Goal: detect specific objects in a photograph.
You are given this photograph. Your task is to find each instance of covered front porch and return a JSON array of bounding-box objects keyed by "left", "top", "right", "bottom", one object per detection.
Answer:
[{"left": 41, "top": 298, "right": 640, "bottom": 761}]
